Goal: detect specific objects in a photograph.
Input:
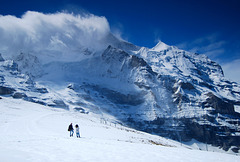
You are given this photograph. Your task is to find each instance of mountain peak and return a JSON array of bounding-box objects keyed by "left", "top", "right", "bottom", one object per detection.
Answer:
[{"left": 151, "top": 41, "right": 170, "bottom": 51}]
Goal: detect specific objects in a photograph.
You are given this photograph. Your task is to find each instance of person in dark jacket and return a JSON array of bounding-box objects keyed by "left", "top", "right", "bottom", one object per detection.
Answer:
[{"left": 68, "top": 123, "right": 74, "bottom": 137}]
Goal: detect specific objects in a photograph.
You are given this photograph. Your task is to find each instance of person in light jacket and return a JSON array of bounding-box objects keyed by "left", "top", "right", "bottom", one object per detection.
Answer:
[{"left": 75, "top": 124, "right": 80, "bottom": 138}]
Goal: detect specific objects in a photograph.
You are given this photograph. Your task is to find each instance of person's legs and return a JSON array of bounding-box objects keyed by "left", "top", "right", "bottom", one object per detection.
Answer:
[{"left": 70, "top": 130, "right": 74, "bottom": 137}]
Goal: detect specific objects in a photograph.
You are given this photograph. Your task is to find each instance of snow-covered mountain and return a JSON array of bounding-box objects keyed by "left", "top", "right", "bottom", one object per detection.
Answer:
[{"left": 0, "top": 11, "right": 240, "bottom": 154}]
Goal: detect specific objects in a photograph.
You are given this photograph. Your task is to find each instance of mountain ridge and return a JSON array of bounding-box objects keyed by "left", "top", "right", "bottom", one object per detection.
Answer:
[{"left": 0, "top": 31, "right": 240, "bottom": 153}]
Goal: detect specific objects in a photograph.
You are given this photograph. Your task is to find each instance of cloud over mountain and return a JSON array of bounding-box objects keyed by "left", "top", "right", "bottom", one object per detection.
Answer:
[{"left": 0, "top": 11, "right": 110, "bottom": 62}]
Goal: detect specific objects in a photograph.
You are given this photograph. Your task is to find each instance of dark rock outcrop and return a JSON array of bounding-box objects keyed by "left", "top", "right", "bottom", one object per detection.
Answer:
[
  {"left": 48, "top": 100, "right": 68, "bottom": 110},
  {"left": 12, "top": 92, "right": 27, "bottom": 99},
  {"left": 203, "top": 92, "right": 235, "bottom": 114},
  {"left": 0, "top": 53, "right": 4, "bottom": 61},
  {"left": 0, "top": 86, "right": 15, "bottom": 95}
]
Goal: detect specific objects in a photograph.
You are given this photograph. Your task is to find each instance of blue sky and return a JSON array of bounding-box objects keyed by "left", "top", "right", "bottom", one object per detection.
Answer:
[{"left": 0, "top": 0, "right": 240, "bottom": 82}]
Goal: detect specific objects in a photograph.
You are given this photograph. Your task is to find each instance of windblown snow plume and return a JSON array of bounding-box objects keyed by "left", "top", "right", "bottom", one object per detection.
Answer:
[{"left": 0, "top": 11, "right": 110, "bottom": 62}]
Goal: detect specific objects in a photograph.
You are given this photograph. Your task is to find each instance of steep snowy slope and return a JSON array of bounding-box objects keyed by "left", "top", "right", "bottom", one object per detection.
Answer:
[{"left": 0, "top": 97, "right": 239, "bottom": 162}]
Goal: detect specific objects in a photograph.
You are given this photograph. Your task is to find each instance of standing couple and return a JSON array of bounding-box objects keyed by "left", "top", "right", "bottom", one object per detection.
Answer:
[{"left": 68, "top": 123, "right": 80, "bottom": 138}]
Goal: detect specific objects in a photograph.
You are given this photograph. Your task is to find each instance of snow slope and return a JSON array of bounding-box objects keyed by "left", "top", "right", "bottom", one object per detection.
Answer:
[{"left": 0, "top": 97, "right": 239, "bottom": 162}]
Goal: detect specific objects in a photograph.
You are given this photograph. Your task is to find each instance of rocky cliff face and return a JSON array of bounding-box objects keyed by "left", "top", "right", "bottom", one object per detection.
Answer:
[
  {"left": 0, "top": 39, "right": 240, "bottom": 153},
  {"left": 131, "top": 42, "right": 240, "bottom": 152}
]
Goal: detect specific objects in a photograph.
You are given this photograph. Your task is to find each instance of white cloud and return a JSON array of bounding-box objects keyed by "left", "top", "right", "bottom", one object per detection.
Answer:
[
  {"left": 175, "top": 33, "right": 226, "bottom": 59},
  {"left": 153, "top": 29, "right": 163, "bottom": 45},
  {"left": 221, "top": 59, "right": 240, "bottom": 84},
  {"left": 111, "top": 22, "right": 126, "bottom": 41},
  {"left": 0, "top": 11, "right": 110, "bottom": 63}
]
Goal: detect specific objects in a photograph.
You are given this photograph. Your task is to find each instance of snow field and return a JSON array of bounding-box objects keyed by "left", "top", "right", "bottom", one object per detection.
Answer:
[{"left": 0, "top": 97, "right": 239, "bottom": 162}]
